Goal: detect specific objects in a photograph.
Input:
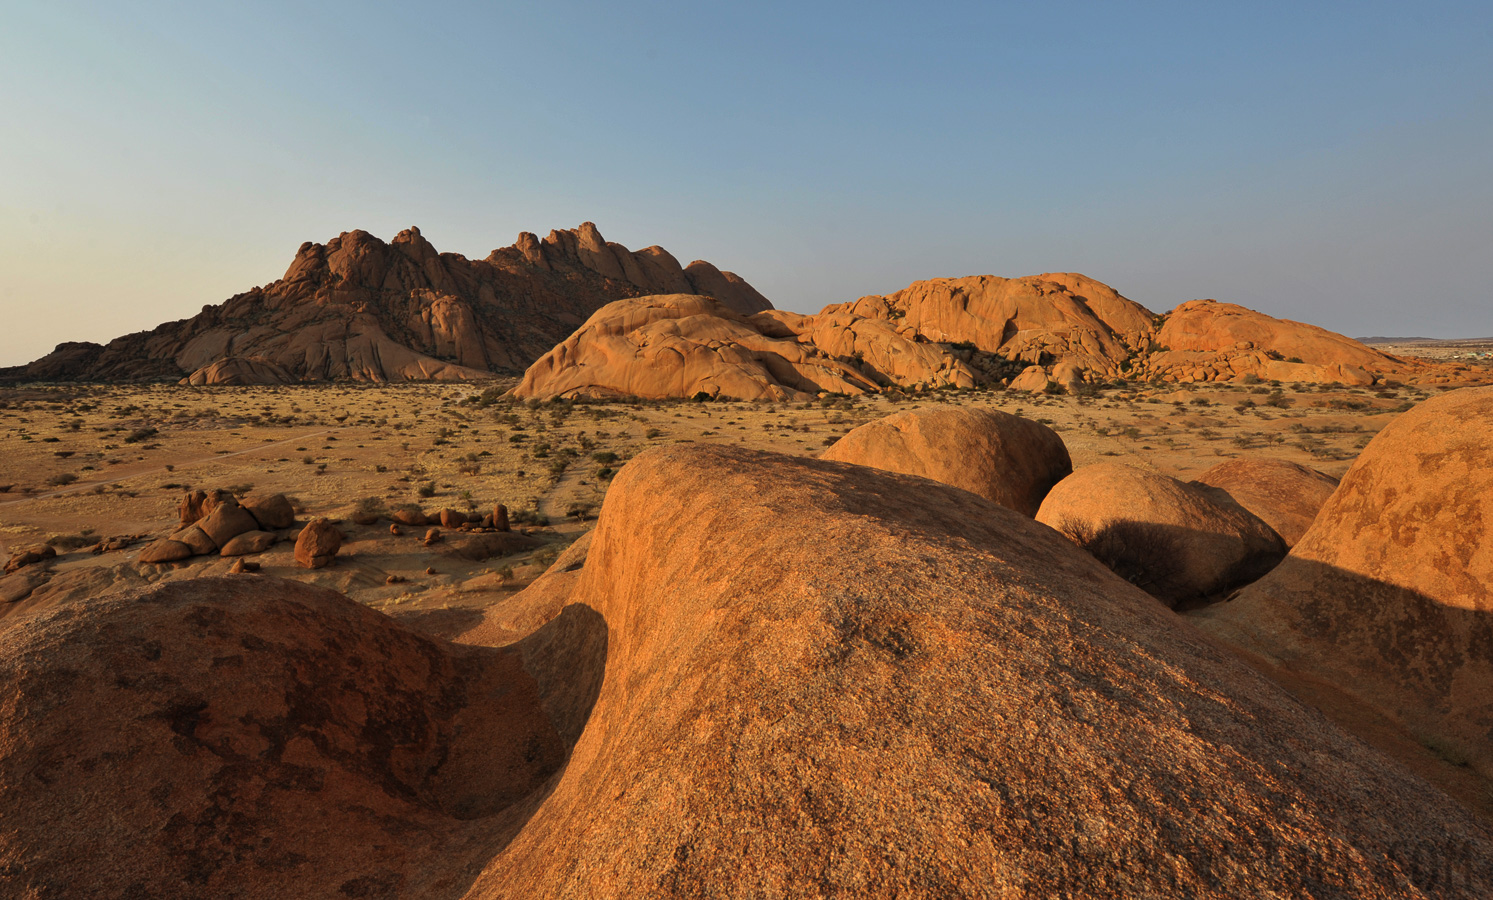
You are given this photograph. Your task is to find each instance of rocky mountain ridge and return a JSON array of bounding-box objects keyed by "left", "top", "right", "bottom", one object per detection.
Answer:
[
  {"left": 2, "top": 223, "right": 771, "bottom": 384},
  {"left": 9, "top": 229, "right": 1489, "bottom": 394},
  {"left": 515, "top": 273, "right": 1486, "bottom": 400}
]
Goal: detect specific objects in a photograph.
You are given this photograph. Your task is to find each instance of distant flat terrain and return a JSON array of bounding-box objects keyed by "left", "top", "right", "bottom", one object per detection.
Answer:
[{"left": 1358, "top": 336, "right": 1493, "bottom": 361}]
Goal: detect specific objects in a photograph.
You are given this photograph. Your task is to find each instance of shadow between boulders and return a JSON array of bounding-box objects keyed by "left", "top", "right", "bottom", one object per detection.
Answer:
[
  {"left": 428, "top": 601, "right": 608, "bottom": 898},
  {"left": 387, "top": 605, "right": 486, "bottom": 640},
  {"left": 1049, "top": 517, "right": 1286, "bottom": 609},
  {"left": 1189, "top": 556, "right": 1493, "bottom": 824},
  {"left": 511, "top": 602, "right": 609, "bottom": 751}
]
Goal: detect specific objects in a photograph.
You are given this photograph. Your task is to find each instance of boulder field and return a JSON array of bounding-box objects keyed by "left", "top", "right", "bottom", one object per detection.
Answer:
[
  {"left": 1195, "top": 385, "right": 1493, "bottom": 778},
  {"left": 828, "top": 272, "right": 1154, "bottom": 380},
  {"left": 514, "top": 273, "right": 1483, "bottom": 401},
  {"left": 1142, "top": 299, "right": 1416, "bottom": 386},
  {"left": 3, "top": 442, "right": 1491, "bottom": 897},
  {"left": 511, "top": 294, "right": 975, "bottom": 401},
  {"left": 10, "top": 234, "right": 1486, "bottom": 392}
]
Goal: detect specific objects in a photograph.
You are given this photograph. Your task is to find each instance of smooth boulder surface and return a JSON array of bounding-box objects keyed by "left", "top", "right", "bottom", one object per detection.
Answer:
[
  {"left": 1008, "top": 364, "right": 1052, "bottom": 392},
  {"left": 833, "top": 273, "right": 1154, "bottom": 379},
  {"left": 218, "top": 530, "right": 277, "bottom": 557},
  {"left": 821, "top": 407, "right": 1071, "bottom": 516},
  {"left": 477, "top": 444, "right": 1491, "bottom": 897},
  {"left": 137, "top": 538, "right": 193, "bottom": 564},
  {"left": 171, "top": 524, "right": 218, "bottom": 556},
  {"left": 1144, "top": 299, "right": 1424, "bottom": 385},
  {"left": 0, "top": 565, "right": 149, "bottom": 632},
  {"left": 241, "top": 492, "right": 295, "bottom": 530},
  {"left": 1196, "top": 386, "right": 1493, "bottom": 776},
  {"left": 196, "top": 500, "right": 259, "bottom": 548},
  {"left": 0, "top": 578, "right": 573, "bottom": 899},
  {"left": 1195, "top": 457, "right": 1339, "bottom": 547},
  {"left": 457, "top": 532, "right": 594, "bottom": 649},
  {"left": 1037, "top": 462, "right": 1286, "bottom": 606}
]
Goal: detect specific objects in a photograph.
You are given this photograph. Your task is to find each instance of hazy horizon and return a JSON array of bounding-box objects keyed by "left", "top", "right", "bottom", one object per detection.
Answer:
[{"left": 4, "top": 1, "right": 1491, "bottom": 367}]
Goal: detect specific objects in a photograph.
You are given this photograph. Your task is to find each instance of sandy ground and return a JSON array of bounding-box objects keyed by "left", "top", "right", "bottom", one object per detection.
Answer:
[
  {"left": 2, "top": 376, "right": 1487, "bottom": 820},
  {"left": 1361, "top": 337, "right": 1493, "bottom": 362},
  {"left": 0, "top": 377, "right": 1437, "bottom": 606}
]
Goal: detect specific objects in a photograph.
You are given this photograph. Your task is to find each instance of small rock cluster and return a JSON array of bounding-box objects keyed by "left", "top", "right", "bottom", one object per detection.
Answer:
[
  {"left": 2, "top": 533, "right": 145, "bottom": 577},
  {"left": 137, "top": 489, "right": 297, "bottom": 566},
  {"left": 391, "top": 503, "right": 512, "bottom": 533},
  {"left": 4, "top": 544, "right": 56, "bottom": 575}
]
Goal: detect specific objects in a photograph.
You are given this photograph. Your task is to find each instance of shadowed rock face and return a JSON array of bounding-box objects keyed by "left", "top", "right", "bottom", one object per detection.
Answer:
[
  {"left": 0, "top": 577, "right": 607, "bottom": 899},
  {"left": 5, "top": 447, "right": 1493, "bottom": 898},
  {"left": 1195, "top": 457, "right": 1339, "bottom": 547},
  {"left": 2, "top": 223, "right": 771, "bottom": 384},
  {"left": 1037, "top": 462, "right": 1287, "bottom": 606},
  {"left": 180, "top": 355, "right": 295, "bottom": 386},
  {"left": 834, "top": 275, "right": 1482, "bottom": 389},
  {"left": 821, "top": 407, "right": 1071, "bottom": 516},
  {"left": 1196, "top": 386, "right": 1493, "bottom": 777}
]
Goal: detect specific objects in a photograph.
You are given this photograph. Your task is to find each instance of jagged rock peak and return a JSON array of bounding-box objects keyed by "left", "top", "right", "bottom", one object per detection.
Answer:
[{"left": 4, "top": 222, "right": 772, "bottom": 384}]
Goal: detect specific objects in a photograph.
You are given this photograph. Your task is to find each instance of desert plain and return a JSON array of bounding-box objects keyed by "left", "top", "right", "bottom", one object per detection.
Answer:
[{"left": 0, "top": 375, "right": 1432, "bottom": 622}]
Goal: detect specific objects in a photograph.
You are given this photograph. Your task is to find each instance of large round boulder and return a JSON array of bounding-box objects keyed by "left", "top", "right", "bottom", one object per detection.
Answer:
[
  {"left": 294, "top": 518, "right": 343, "bottom": 569},
  {"left": 219, "top": 530, "right": 277, "bottom": 557},
  {"left": 241, "top": 492, "right": 295, "bottom": 530},
  {"left": 511, "top": 294, "right": 879, "bottom": 401},
  {"left": 196, "top": 499, "right": 259, "bottom": 549},
  {"left": 1009, "top": 365, "right": 1051, "bottom": 392},
  {"left": 0, "top": 577, "right": 572, "bottom": 898},
  {"left": 475, "top": 444, "right": 1491, "bottom": 897},
  {"left": 821, "top": 408, "right": 1071, "bottom": 516},
  {"left": 1036, "top": 462, "right": 1286, "bottom": 606},
  {"left": 137, "top": 539, "right": 193, "bottom": 565},
  {"left": 1194, "top": 457, "right": 1339, "bottom": 547},
  {"left": 170, "top": 524, "right": 218, "bottom": 556},
  {"left": 1195, "top": 387, "right": 1493, "bottom": 776}
]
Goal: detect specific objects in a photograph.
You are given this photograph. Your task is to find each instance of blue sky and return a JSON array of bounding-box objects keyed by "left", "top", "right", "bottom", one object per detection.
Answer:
[{"left": 2, "top": 1, "right": 1490, "bottom": 365}]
